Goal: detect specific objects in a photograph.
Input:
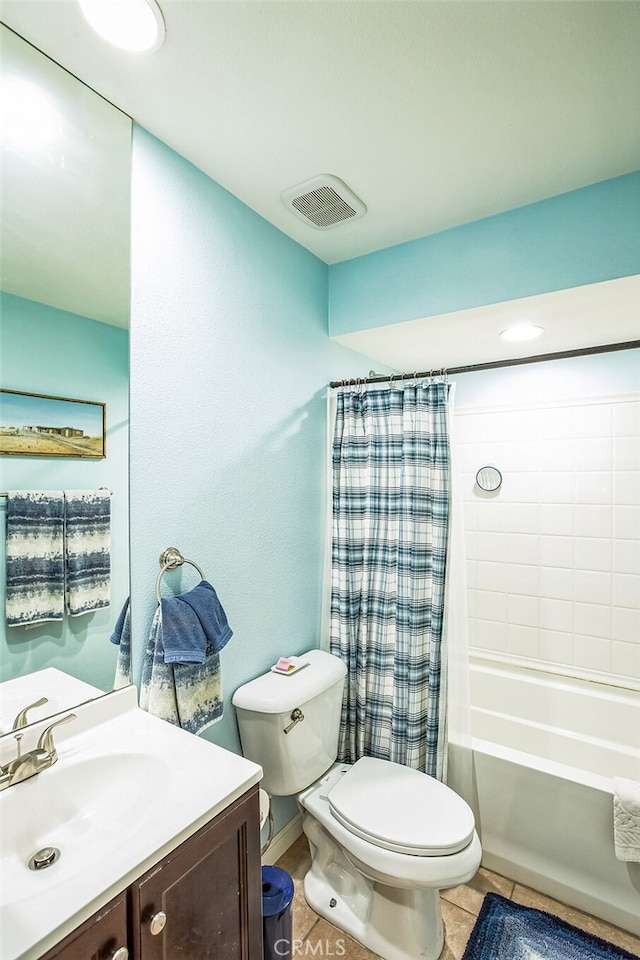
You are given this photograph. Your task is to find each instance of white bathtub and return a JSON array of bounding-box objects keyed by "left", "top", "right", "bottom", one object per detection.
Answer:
[{"left": 468, "top": 658, "right": 640, "bottom": 936}]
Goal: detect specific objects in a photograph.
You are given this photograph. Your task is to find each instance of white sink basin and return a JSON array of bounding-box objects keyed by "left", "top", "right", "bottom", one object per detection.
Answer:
[
  {"left": 1, "top": 751, "right": 166, "bottom": 908},
  {"left": 0, "top": 685, "right": 262, "bottom": 960}
]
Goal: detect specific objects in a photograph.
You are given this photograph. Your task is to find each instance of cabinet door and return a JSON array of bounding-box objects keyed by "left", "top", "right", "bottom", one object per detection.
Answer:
[
  {"left": 130, "top": 786, "right": 263, "bottom": 960},
  {"left": 39, "top": 892, "right": 128, "bottom": 960}
]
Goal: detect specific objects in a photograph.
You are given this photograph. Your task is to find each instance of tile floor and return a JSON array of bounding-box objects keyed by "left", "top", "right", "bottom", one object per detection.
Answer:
[{"left": 276, "top": 834, "right": 640, "bottom": 959}]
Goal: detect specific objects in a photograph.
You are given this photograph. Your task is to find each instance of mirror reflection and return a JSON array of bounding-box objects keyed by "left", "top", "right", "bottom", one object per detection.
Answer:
[{"left": 0, "top": 25, "right": 132, "bottom": 726}]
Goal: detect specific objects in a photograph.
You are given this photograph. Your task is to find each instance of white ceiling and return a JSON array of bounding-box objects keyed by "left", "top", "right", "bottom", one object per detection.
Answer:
[
  {"left": 3, "top": 0, "right": 639, "bottom": 265},
  {"left": 1, "top": 1, "right": 639, "bottom": 365}
]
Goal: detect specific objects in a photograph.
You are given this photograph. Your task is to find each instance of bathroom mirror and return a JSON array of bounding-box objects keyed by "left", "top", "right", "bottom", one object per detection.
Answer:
[{"left": 0, "top": 25, "right": 132, "bottom": 713}]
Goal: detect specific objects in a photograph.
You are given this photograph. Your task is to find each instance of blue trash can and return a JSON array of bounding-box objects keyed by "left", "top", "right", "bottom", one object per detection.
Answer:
[{"left": 262, "top": 865, "right": 294, "bottom": 960}]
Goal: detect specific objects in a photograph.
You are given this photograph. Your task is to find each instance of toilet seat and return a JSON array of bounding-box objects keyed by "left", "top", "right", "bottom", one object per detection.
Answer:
[{"left": 327, "top": 757, "right": 475, "bottom": 856}]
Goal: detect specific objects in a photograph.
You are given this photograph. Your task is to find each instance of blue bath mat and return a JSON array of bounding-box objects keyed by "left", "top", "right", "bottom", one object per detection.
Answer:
[{"left": 462, "top": 893, "right": 639, "bottom": 960}]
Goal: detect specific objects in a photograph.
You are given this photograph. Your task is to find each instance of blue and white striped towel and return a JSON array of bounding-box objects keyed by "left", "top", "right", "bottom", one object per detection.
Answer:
[
  {"left": 5, "top": 491, "right": 65, "bottom": 627},
  {"left": 140, "top": 582, "right": 232, "bottom": 735},
  {"left": 110, "top": 597, "right": 132, "bottom": 688},
  {"left": 64, "top": 490, "right": 111, "bottom": 616}
]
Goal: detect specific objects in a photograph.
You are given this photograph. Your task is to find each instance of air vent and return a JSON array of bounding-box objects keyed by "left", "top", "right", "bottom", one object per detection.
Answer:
[{"left": 281, "top": 175, "right": 366, "bottom": 230}]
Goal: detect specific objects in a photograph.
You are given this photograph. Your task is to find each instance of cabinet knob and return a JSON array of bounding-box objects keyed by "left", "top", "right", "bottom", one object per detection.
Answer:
[
  {"left": 149, "top": 911, "right": 167, "bottom": 936},
  {"left": 111, "top": 949, "right": 129, "bottom": 960}
]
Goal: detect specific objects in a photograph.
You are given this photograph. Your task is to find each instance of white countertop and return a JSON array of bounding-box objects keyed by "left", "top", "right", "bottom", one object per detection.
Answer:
[
  {"left": 0, "top": 685, "right": 262, "bottom": 960},
  {"left": 0, "top": 667, "right": 104, "bottom": 734}
]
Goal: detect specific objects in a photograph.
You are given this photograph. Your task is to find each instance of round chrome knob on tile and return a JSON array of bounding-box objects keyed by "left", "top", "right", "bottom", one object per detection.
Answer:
[
  {"left": 111, "top": 948, "right": 129, "bottom": 960},
  {"left": 149, "top": 911, "right": 167, "bottom": 935}
]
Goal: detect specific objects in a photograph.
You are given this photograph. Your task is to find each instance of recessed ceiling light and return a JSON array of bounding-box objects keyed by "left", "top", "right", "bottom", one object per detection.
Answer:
[
  {"left": 78, "top": 0, "right": 165, "bottom": 54},
  {"left": 499, "top": 323, "right": 545, "bottom": 342}
]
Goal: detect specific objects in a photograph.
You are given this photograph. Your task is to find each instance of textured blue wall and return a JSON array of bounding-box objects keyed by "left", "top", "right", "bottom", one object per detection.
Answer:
[
  {"left": 128, "top": 128, "right": 376, "bottom": 827},
  {"left": 329, "top": 172, "right": 640, "bottom": 335},
  {"left": 0, "top": 293, "right": 129, "bottom": 688}
]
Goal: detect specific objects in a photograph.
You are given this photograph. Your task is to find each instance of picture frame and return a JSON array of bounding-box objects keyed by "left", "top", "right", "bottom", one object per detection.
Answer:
[{"left": 0, "top": 389, "right": 106, "bottom": 459}]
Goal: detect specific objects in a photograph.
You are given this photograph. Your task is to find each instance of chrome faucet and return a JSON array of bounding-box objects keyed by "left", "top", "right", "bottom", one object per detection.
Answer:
[
  {"left": 0, "top": 713, "right": 76, "bottom": 791},
  {"left": 11, "top": 696, "right": 50, "bottom": 730}
]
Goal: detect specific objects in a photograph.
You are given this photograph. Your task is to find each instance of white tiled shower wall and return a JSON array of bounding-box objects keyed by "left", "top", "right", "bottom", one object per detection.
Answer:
[{"left": 455, "top": 394, "right": 640, "bottom": 685}]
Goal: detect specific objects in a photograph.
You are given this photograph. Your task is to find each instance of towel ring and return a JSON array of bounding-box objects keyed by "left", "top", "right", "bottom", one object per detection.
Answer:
[{"left": 155, "top": 547, "right": 205, "bottom": 602}]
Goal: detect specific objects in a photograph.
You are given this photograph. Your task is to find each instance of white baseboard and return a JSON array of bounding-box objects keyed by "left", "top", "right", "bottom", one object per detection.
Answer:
[{"left": 261, "top": 812, "right": 303, "bottom": 866}]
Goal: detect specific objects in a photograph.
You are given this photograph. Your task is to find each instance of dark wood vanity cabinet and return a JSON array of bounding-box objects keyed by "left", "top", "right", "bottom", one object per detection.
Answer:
[
  {"left": 40, "top": 786, "right": 263, "bottom": 960},
  {"left": 130, "top": 784, "right": 263, "bottom": 960},
  {"left": 38, "top": 893, "right": 128, "bottom": 960}
]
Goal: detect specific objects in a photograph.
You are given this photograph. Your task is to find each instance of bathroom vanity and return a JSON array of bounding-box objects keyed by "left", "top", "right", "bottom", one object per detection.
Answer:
[
  {"left": 0, "top": 682, "right": 263, "bottom": 960},
  {"left": 39, "top": 786, "right": 261, "bottom": 960}
]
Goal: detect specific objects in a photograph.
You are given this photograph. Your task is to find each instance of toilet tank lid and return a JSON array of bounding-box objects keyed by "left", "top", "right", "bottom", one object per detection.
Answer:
[{"left": 232, "top": 649, "right": 346, "bottom": 714}]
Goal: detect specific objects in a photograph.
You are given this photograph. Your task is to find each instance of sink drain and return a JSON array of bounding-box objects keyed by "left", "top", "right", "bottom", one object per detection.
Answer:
[{"left": 28, "top": 846, "right": 61, "bottom": 871}]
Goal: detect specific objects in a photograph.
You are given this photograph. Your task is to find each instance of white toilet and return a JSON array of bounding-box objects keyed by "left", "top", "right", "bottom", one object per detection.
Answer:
[{"left": 232, "top": 649, "right": 481, "bottom": 960}]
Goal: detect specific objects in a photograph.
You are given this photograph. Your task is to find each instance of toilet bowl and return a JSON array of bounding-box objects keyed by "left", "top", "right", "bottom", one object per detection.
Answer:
[
  {"left": 302, "top": 758, "right": 481, "bottom": 886},
  {"left": 232, "top": 650, "right": 481, "bottom": 960},
  {"left": 298, "top": 759, "right": 481, "bottom": 960}
]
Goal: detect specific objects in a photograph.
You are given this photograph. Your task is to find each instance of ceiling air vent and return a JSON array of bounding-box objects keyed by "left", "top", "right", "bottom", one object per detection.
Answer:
[{"left": 281, "top": 174, "right": 366, "bottom": 230}]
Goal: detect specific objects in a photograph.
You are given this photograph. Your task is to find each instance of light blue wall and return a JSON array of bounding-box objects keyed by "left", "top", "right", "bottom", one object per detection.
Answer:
[
  {"left": 0, "top": 293, "right": 129, "bottom": 689},
  {"left": 453, "top": 345, "right": 640, "bottom": 408},
  {"left": 129, "top": 127, "right": 377, "bottom": 830},
  {"left": 329, "top": 172, "right": 640, "bottom": 336}
]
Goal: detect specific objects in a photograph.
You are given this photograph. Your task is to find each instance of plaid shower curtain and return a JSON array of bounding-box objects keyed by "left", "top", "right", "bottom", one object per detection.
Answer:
[{"left": 329, "top": 382, "right": 451, "bottom": 780}]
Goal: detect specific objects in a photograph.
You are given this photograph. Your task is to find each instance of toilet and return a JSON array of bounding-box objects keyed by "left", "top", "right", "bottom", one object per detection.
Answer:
[{"left": 232, "top": 649, "right": 482, "bottom": 960}]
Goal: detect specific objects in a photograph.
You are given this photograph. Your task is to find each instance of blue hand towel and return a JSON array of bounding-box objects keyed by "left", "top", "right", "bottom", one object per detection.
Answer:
[
  {"left": 5, "top": 491, "right": 65, "bottom": 627},
  {"left": 160, "top": 580, "right": 233, "bottom": 663},
  {"left": 64, "top": 489, "right": 111, "bottom": 616},
  {"left": 110, "top": 597, "right": 132, "bottom": 688}
]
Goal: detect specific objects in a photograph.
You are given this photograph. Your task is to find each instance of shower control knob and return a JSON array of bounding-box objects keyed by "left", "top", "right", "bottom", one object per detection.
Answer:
[{"left": 149, "top": 911, "right": 167, "bottom": 935}]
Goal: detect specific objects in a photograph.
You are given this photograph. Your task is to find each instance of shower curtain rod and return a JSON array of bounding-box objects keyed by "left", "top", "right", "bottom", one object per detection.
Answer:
[{"left": 329, "top": 339, "right": 640, "bottom": 389}]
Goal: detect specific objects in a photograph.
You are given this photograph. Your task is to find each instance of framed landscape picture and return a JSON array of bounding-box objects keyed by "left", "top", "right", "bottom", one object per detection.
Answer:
[{"left": 0, "top": 389, "right": 106, "bottom": 458}]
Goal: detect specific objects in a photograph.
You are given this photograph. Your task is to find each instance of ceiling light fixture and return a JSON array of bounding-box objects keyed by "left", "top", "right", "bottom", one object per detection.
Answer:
[
  {"left": 78, "top": 0, "right": 165, "bottom": 54},
  {"left": 499, "top": 323, "right": 545, "bottom": 342}
]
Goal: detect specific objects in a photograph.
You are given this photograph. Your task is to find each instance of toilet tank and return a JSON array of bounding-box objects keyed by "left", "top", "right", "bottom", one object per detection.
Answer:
[{"left": 232, "top": 649, "right": 347, "bottom": 796}]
